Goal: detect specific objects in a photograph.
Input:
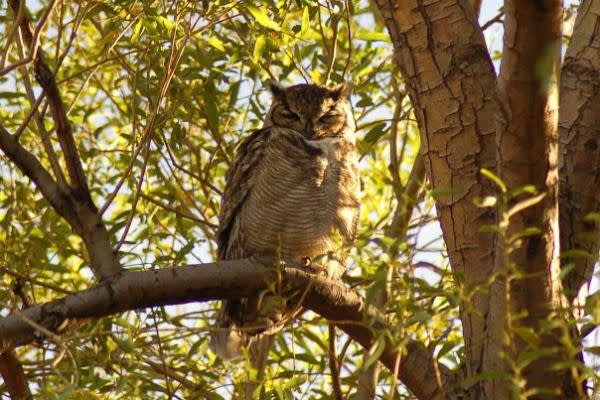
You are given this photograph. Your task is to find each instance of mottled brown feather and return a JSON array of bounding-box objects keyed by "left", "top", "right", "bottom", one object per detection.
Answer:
[{"left": 210, "top": 84, "right": 360, "bottom": 360}]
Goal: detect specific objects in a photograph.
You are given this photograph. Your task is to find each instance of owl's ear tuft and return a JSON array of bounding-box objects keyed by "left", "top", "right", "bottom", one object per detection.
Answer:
[
  {"left": 267, "top": 81, "right": 286, "bottom": 100},
  {"left": 330, "top": 82, "right": 352, "bottom": 101}
]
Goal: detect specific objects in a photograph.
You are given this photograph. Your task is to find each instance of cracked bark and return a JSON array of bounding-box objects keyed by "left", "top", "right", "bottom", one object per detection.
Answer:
[
  {"left": 556, "top": 1, "right": 600, "bottom": 396},
  {"left": 372, "top": 1, "right": 499, "bottom": 398},
  {"left": 560, "top": 0, "right": 600, "bottom": 306}
]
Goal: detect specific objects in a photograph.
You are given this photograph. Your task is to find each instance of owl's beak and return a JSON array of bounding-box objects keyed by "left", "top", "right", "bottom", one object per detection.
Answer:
[{"left": 304, "top": 121, "right": 314, "bottom": 138}]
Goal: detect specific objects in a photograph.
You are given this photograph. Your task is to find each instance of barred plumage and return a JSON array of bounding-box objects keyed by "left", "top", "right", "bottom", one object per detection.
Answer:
[{"left": 210, "top": 83, "right": 360, "bottom": 362}]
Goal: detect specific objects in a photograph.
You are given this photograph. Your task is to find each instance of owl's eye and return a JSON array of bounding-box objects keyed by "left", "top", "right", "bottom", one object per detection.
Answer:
[
  {"left": 319, "top": 112, "right": 339, "bottom": 122},
  {"left": 282, "top": 111, "right": 300, "bottom": 120}
]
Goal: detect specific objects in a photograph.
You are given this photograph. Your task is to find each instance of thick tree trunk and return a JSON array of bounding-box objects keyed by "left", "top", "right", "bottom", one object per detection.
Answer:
[
  {"left": 471, "top": 0, "right": 483, "bottom": 17},
  {"left": 560, "top": 0, "right": 600, "bottom": 305},
  {"left": 556, "top": 0, "right": 600, "bottom": 396},
  {"left": 372, "top": 1, "right": 499, "bottom": 398},
  {"left": 496, "top": 1, "right": 571, "bottom": 398}
]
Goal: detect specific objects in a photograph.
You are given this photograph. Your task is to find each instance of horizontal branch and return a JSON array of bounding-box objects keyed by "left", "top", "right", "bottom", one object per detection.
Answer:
[{"left": 0, "top": 259, "right": 454, "bottom": 400}]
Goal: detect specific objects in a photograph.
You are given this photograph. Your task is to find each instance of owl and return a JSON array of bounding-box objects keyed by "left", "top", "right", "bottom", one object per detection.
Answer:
[{"left": 210, "top": 82, "right": 361, "bottom": 370}]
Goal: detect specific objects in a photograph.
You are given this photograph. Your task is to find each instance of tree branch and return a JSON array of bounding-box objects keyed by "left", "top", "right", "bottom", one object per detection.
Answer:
[
  {"left": 0, "top": 125, "right": 81, "bottom": 231},
  {"left": 386, "top": 152, "right": 425, "bottom": 238},
  {"left": 0, "top": 124, "right": 121, "bottom": 280},
  {"left": 0, "top": 350, "right": 31, "bottom": 400},
  {"left": 498, "top": 0, "right": 566, "bottom": 395},
  {"left": 0, "top": 259, "right": 454, "bottom": 400},
  {"left": 8, "top": 0, "right": 91, "bottom": 204}
]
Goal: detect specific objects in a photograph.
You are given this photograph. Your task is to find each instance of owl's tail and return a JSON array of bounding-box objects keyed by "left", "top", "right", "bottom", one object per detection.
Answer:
[{"left": 209, "top": 300, "right": 247, "bottom": 359}]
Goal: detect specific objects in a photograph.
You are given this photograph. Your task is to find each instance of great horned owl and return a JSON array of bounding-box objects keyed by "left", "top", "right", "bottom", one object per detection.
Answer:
[{"left": 210, "top": 82, "right": 360, "bottom": 366}]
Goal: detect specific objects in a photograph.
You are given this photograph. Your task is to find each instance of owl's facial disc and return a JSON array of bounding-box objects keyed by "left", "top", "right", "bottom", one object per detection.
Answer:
[{"left": 267, "top": 83, "right": 354, "bottom": 140}]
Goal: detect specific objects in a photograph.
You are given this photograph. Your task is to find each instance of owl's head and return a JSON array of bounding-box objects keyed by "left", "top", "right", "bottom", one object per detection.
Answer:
[{"left": 264, "top": 82, "right": 355, "bottom": 142}]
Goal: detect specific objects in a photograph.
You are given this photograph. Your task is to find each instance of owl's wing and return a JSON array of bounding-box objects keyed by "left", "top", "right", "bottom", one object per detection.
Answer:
[
  {"left": 217, "top": 128, "right": 270, "bottom": 260},
  {"left": 217, "top": 127, "right": 322, "bottom": 260}
]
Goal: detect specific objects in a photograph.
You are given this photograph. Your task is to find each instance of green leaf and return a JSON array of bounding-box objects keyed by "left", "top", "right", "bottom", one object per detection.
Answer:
[
  {"left": 436, "top": 341, "right": 456, "bottom": 359},
  {"left": 204, "top": 83, "right": 219, "bottom": 130},
  {"left": 247, "top": 6, "right": 280, "bottom": 31},
  {"left": 361, "top": 123, "right": 387, "bottom": 149},
  {"left": 253, "top": 35, "right": 267, "bottom": 63},
  {"left": 112, "top": 336, "right": 135, "bottom": 353},
  {"left": 208, "top": 36, "right": 226, "bottom": 52},
  {"left": 280, "top": 375, "right": 307, "bottom": 391},
  {"left": 506, "top": 192, "right": 547, "bottom": 219},
  {"left": 0, "top": 91, "right": 26, "bottom": 99},
  {"left": 188, "top": 338, "right": 207, "bottom": 357},
  {"left": 474, "top": 195, "right": 497, "bottom": 208},
  {"left": 584, "top": 212, "right": 600, "bottom": 223},
  {"left": 154, "top": 16, "right": 175, "bottom": 34},
  {"left": 174, "top": 241, "right": 195, "bottom": 264},
  {"left": 560, "top": 249, "right": 593, "bottom": 259},
  {"left": 363, "top": 336, "right": 386, "bottom": 370},
  {"left": 586, "top": 346, "right": 600, "bottom": 356},
  {"left": 509, "top": 185, "right": 537, "bottom": 199},
  {"left": 300, "top": 7, "right": 310, "bottom": 37},
  {"left": 405, "top": 310, "right": 432, "bottom": 326},
  {"left": 517, "top": 348, "right": 555, "bottom": 369},
  {"left": 513, "top": 327, "right": 539, "bottom": 347},
  {"left": 480, "top": 168, "right": 507, "bottom": 193},
  {"left": 355, "top": 30, "right": 390, "bottom": 42},
  {"left": 131, "top": 20, "right": 143, "bottom": 42},
  {"left": 463, "top": 371, "right": 509, "bottom": 389},
  {"left": 365, "top": 269, "right": 386, "bottom": 306}
]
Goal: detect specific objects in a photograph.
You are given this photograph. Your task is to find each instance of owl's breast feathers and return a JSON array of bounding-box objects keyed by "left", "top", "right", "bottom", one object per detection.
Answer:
[{"left": 217, "top": 127, "right": 360, "bottom": 263}]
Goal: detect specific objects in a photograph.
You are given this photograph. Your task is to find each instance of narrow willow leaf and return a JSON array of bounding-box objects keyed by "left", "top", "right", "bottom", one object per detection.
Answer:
[
  {"left": 208, "top": 36, "right": 226, "bottom": 52},
  {"left": 480, "top": 168, "right": 507, "bottom": 193},
  {"left": 300, "top": 7, "right": 310, "bottom": 37},
  {"left": 363, "top": 336, "right": 386, "bottom": 370},
  {"left": 247, "top": 6, "right": 281, "bottom": 31},
  {"left": 506, "top": 192, "right": 547, "bottom": 219},
  {"left": 253, "top": 36, "right": 267, "bottom": 63}
]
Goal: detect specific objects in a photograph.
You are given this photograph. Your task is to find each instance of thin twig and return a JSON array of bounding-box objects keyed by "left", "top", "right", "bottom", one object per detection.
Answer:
[
  {"left": 13, "top": 29, "right": 69, "bottom": 190},
  {"left": 139, "top": 193, "right": 210, "bottom": 225},
  {"left": 1, "top": 0, "right": 58, "bottom": 78},
  {"left": 324, "top": 14, "right": 340, "bottom": 85},
  {"left": 0, "top": 0, "right": 24, "bottom": 69},
  {"left": 328, "top": 324, "right": 344, "bottom": 400},
  {"left": 341, "top": 0, "right": 353, "bottom": 80},
  {"left": 0, "top": 266, "right": 74, "bottom": 295},
  {"left": 481, "top": 11, "right": 504, "bottom": 31},
  {"left": 99, "top": 15, "right": 194, "bottom": 216},
  {"left": 8, "top": 0, "right": 91, "bottom": 201}
]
